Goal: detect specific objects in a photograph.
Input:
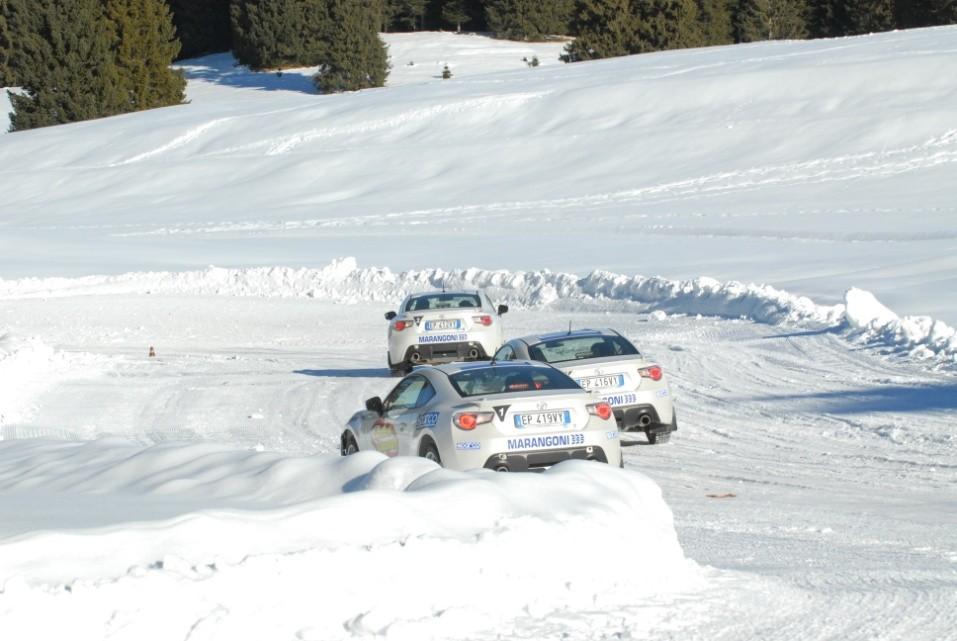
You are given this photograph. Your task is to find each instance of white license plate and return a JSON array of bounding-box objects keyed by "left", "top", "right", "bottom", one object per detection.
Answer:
[
  {"left": 514, "top": 410, "right": 572, "bottom": 428},
  {"left": 425, "top": 319, "right": 461, "bottom": 331},
  {"left": 578, "top": 374, "right": 624, "bottom": 390}
]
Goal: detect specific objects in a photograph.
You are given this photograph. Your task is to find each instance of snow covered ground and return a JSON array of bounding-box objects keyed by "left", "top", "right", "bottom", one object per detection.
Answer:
[{"left": 1, "top": 29, "right": 956, "bottom": 640}]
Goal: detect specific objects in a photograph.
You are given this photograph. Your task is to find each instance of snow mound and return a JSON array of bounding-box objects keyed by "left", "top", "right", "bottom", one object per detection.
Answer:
[
  {"left": 845, "top": 287, "right": 957, "bottom": 365},
  {"left": 0, "top": 332, "right": 112, "bottom": 434},
  {"left": 7, "top": 258, "right": 955, "bottom": 367},
  {"left": 0, "top": 257, "right": 844, "bottom": 324},
  {"left": 0, "top": 333, "right": 57, "bottom": 428},
  {"left": 0, "top": 439, "right": 701, "bottom": 641}
]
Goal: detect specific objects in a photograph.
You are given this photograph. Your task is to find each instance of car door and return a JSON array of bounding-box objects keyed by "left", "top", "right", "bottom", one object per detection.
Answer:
[{"left": 379, "top": 375, "right": 435, "bottom": 456}]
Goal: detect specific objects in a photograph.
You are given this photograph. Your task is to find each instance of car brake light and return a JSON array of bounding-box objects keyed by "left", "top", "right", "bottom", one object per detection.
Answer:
[
  {"left": 472, "top": 315, "right": 493, "bottom": 326},
  {"left": 453, "top": 411, "right": 494, "bottom": 430},
  {"left": 587, "top": 402, "right": 613, "bottom": 421},
  {"left": 639, "top": 365, "right": 663, "bottom": 381},
  {"left": 393, "top": 320, "right": 413, "bottom": 331}
]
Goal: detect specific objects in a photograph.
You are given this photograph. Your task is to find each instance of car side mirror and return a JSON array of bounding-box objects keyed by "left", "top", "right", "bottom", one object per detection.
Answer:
[
  {"left": 365, "top": 396, "right": 384, "bottom": 415},
  {"left": 497, "top": 304, "right": 509, "bottom": 315},
  {"left": 385, "top": 311, "right": 397, "bottom": 321}
]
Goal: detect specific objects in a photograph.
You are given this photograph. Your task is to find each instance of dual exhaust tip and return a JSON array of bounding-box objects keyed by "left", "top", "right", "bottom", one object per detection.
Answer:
[{"left": 408, "top": 348, "right": 479, "bottom": 364}]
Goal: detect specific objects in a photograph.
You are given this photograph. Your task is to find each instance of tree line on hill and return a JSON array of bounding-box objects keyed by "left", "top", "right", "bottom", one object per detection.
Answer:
[{"left": 1, "top": 0, "right": 955, "bottom": 132}]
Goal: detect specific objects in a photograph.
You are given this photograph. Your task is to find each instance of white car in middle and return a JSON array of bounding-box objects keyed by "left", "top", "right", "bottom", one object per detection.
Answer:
[
  {"left": 340, "top": 361, "right": 622, "bottom": 471},
  {"left": 384, "top": 289, "right": 508, "bottom": 376}
]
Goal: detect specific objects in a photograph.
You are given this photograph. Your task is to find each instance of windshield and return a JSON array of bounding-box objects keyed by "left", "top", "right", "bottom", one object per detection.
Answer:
[
  {"left": 448, "top": 365, "right": 581, "bottom": 398},
  {"left": 405, "top": 293, "right": 481, "bottom": 312},
  {"left": 528, "top": 335, "right": 639, "bottom": 363}
]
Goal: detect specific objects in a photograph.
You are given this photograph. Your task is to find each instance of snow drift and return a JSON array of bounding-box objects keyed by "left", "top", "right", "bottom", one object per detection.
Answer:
[
  {"left": 2, "top": 258, "right": 954, "bottom": 367},
  {"left": 0, "top": 439, "right": 700, "bottom": 641}
]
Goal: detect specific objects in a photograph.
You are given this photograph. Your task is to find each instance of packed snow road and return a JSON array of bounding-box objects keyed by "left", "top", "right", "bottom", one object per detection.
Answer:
[{"left": 1, "top": 295, "right": 954, "bottom": 639}]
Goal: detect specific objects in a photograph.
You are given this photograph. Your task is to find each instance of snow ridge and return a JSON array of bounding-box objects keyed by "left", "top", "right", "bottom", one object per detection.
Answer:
[{"left": 1, "top": 258, "right": 953, "bottom": 368}]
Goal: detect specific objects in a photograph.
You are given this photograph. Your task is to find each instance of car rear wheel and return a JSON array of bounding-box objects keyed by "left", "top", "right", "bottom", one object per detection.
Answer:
[
  {"left": 387, "top": 354, "right": 406, "bottom": 377},
  {"left": 421, "top": 440, "right": 442, "bottom": 465},
  {"left": 648, "top": 412, "right": 677, "bottom": 444}
]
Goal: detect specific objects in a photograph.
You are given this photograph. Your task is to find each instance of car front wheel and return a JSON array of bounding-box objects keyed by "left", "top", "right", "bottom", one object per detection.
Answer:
[{"left": 341, "top": 432, "right": 359, "bottom": 456}]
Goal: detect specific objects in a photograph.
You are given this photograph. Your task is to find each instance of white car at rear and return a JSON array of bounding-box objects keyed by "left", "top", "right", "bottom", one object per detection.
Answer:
[
  {"left": 493, "top": 329, "right": 677, "bottom": 444},
  {"left": 340, "top": 361, "right": 622, "bottom": 471},
  {"left": 384, "top": 290, "right": 508, "bottom": 375}
]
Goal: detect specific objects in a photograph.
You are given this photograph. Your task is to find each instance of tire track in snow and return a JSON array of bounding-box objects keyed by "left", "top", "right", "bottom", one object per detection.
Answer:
[
  {"left": 109, "top": 118, "right": 234, "bottom": 166},
  {"left": 208, "top": 92, "right": 550, "bottom": 157}
]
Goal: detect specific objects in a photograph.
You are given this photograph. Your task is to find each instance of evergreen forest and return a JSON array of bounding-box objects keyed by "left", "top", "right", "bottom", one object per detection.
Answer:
[{"left": 2, "top": 0, "right": 955, "bottom": 130}]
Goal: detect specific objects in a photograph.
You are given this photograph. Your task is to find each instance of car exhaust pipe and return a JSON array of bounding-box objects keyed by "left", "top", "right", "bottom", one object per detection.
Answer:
[
  {"left": 468, "top": 348, "right": 479, "bottom": 359},
  {"left": 409, "top": 352, "right": 422, "bottom": 363},
  {"left": 638, "top": 414, "right": 652, "bottom": 428},
  {"left": 494, "top": 465, "right": 509, "bottom": 472}
]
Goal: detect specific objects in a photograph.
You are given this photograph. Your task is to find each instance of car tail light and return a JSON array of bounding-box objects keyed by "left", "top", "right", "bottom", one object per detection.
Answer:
[
  {"left": 393, "top": 320, "right": 414, "bottom": 331},
  {"left": 472, "top": 315, "right": 493, "bottom": 326},
  {"left": 453, "top": 411, "right": 494, "bottom": 430},
  {"left": 639, "top": 365, "right": 663, "bottom": 381},
  {"left": 587, "top": 402, "right": 613, "bottom": 421}
]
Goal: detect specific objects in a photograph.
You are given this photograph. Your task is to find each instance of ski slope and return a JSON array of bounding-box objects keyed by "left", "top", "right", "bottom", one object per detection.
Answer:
[{"left": 1, "top": 28, "right": 956, "bottom": 641}]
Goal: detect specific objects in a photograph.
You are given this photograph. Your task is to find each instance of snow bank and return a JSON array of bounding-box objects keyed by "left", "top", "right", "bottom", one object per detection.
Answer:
[
  {"left": 6, "top": 258, "right": 954, "bottom": 366},
  {"left": 11, "top": 257, "right": 957, "bottom": 367},
  {"left": 0, "top": 256, "right": 844, "bottom": 323},
  {"left": 0, "top": 439, "right": 700, "bottom": 641},
  {"left": 0, "top": 332, "right": 111, "bottom": 435},
  {"left": 0, "top": 333, "right": 58, "bottom": 428},
  {"left": 844, "top": 287, "right": 957, "bottom": 365}
]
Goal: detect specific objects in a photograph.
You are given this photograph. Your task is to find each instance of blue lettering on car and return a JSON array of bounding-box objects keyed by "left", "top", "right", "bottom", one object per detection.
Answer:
[
  {"left": 603, "top": 393, "right": 638, "bottom": 407},
  {"left": 505, "top": 433, "right": 586, "bottom": 450},
  {"left": 416, "top": 412, "right": 439, "bottom": 428},
  {"left": 455, "top": 441, "right": 481, "bottom": 451},
  {"left": 419, "top": 332, "right": 468, "bottom": 344}
]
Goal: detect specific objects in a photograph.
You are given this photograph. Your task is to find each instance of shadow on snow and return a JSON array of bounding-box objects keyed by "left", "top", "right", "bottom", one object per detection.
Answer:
[
  {"left": 753, "top": 382, "right": 957, "bottom": 414},
  {"left": 178, "top": 53, "right": 317, "bottom": 94}
]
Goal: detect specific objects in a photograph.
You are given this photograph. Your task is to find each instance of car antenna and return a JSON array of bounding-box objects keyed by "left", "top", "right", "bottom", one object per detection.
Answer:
[{"left": 567, "top": 320, "right": 572, "bottom": 335}]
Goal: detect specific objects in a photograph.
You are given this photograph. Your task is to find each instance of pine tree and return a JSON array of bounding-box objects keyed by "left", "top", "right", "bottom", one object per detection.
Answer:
[
  {"left": 441, "top": 0, "right": 471, "bottom": 31},
  {"left": 843, "top": 0, "right": 894, "bottom": 34},
  {"left": 733, "top": 0, "right": 808, "bottom": 41},
  {"left": 564, "top": 0, "right": 640, "bottom": 60},
  {"left": 231, "top": 0, "right": 326, "bottom": 70},
  {"left": 107, "top": 0, "right": 186, "bottom": 112},
  {"left": 485, "top": 0, "right": 574, "bottom": 40},
  {"left": 896, "top": 0, "right": 957, "bottom": 28},
  {"left": 167, "top": 0, "right": 231, "bottom": 59},
  {"left": 0, "top": 0, "right": 13, "bottom": 87},
  {"left": 636, "top": 0, "right": 705, "bottom": 52},
  {"left": 7, "top": 0, "right": 126, "bottom": 131},
  {"left": 697, "top": 0, "right": 734, "bottom": 44},
  {"left": 314, "top": 0, "right": 389, "bottom": 92},
  {"left": 386, "top": 0, "right": 428, "bottom": 30}
]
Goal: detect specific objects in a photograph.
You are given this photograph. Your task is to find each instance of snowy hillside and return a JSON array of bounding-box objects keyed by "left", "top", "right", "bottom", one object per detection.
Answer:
[
  {"left": 2, "top": 29, "right": 956, "bottom": 323},
  {"left": 1, "top": 29, "right": 956, "bottom": 641}
]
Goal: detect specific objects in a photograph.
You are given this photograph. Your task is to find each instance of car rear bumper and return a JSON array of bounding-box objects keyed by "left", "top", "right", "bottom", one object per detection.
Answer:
[
  {"left": 401, "top": 341, "right": 489, "bottom": 366},
  {"left": 615, "top": 403, "right": 676, "bottom": 434},
  {"left": 482, "top": 446, "right": 610, "bottom": 472}
]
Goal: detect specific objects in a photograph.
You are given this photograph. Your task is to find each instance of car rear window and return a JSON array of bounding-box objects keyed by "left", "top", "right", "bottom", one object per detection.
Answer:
[
  {"left": 528, "top": 335, "right": 639, "bottom": 363},
  {"left": 406, "top": 293, "right": 482, "bottom": 312},
  {"left": 448, "top": 365, "right": 581, "bottom": 397}
]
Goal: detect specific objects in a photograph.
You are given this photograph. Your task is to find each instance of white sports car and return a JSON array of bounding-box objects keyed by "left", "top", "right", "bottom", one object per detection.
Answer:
[
  {"left": 492, "top": 329, "right": 677, "bottom": 444},
  {"left": 384, "top": 289, "right": 508, "bottom": 375},
  {"left": 340, "top": 361, "right": 623, "bottom": 471}
]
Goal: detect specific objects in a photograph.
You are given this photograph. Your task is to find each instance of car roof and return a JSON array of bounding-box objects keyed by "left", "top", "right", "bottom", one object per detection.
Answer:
[
  {"left": 513, "top": 328, "right": 619, "bottom": 345},
  {"left": 423, "top": 360, "right": 553, "bottom": 376},
  {"left": 405, "top": 289, "right": 482, "bottom": 298}
]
